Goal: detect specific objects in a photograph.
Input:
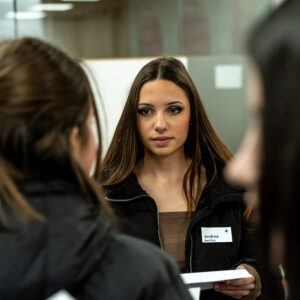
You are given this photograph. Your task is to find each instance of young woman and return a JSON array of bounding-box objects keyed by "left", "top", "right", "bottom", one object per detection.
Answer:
[
  {"left": 101, "top": 57, "right": 261, "bottom": 300},
  {"left": 225, "top": 1, "right": 300, "bottom": 300},
  {"left": 0, "top": 37, "right": 192, "bottom": 300}
]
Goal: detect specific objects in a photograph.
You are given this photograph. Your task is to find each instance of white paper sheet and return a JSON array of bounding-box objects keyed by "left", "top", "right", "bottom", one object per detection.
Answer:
[
  {"left": 188, "top": 287, "right": 201, "bottom": 300},
  {"left": 181, "top": 269, "right": 251, "bottom": 290},
  {"left": 46, "top": 290, "right": 76, "bottom": 300}
]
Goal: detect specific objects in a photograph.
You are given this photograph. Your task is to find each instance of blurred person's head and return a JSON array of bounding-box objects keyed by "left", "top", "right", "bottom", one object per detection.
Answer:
[
  {"left": 225, "top": 1, "right": 300, "bottom": 298},
  {"left": 0, "top": 37, "right": 112, "bottom": 225},
  {"left": 101, "top": 56, "right": 232, "bottom": 213}
]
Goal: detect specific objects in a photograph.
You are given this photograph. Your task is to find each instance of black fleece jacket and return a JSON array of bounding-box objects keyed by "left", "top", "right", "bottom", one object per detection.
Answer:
[
  {"left": 0, "top": 180, "right": 192, "bottom": 300},
  {"left": 104, "top": 167, "right": 259, "bottom": 300}
]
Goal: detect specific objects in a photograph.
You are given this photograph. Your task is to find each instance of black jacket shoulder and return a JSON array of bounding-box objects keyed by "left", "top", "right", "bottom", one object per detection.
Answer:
[
  {"left": 81, "top": 233, "right": 192, "bottom": 300},
  {"left": 0, "top": 180, "right": 191, "bottom": 300}
]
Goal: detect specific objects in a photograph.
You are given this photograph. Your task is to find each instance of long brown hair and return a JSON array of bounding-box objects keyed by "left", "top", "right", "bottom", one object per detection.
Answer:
[
  {"left": 101, "top": 57, "right": 232, "bottom": 213},
  {"left": 0, "top": 37, "right": 113, "bottom": 226}
]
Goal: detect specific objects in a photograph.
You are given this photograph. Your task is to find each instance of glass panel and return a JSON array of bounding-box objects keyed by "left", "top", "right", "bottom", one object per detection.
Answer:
[
  {"left": 0, "top": 0, "right": 15, "bottom": 40},
  {"left": 13, "top": 0, "right": 273, "bottom": 58}
]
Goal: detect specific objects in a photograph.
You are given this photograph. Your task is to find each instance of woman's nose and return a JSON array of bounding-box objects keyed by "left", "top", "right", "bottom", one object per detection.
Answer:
[
  {"left": 154, "top": 113, "right": 168, "bottom": 133},
  {"left": 224, "top": 132, "right": 260, "bottom": 189}
]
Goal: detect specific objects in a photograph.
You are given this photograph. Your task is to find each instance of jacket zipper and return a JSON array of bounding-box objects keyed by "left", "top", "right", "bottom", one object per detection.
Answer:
[
  {"left": 156, "top": 209, "right": 163, "bottom": 250},
  {"left": 189, "top": 233, "right": 193, "bottom": 272},
  {"left": 106, "top": 195, "right": 163, "bottom": 249},
  {"left": 187, "top": 186, "right": 209, "bottom": 273}
]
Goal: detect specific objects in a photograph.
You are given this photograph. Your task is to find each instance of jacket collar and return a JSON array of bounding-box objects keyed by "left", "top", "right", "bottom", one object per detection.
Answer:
[
  {"left": 104, "top": 173, "right": 148, "bottom": 200},
  {"left": 196, "top": 173, "right": 244, "bottom": 212},
  {"left": 104, "top": 167, "right": 244, "bottom": 207}
]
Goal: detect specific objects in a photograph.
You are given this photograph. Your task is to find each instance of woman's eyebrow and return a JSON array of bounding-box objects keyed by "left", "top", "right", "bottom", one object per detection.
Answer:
[
  {"left": 165, "top": 101, "right": 183, "bottom": 106},
  {"left": 138, "top": 103, "right": 154, "bottom": 107},
  {"left": 138, "top": 101, "right": 184, "bottom": 107}
]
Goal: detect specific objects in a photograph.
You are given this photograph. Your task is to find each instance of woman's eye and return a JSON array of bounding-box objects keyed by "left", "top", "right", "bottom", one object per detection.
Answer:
[
  {"left": 168, "top": 106, "right": 183, "bottom": 114},
  {"left": 138, "top": 108, "right": 153, "bottom": 116}
]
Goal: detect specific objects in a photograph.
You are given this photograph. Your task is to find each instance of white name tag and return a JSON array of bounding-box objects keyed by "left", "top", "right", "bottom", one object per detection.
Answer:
[{"left": 201, "top": 227, "right": 232, "bottom": 243}]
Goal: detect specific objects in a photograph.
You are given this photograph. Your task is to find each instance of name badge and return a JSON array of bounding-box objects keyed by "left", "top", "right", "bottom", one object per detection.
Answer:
[{"left": 201, "top": 227, "right": 232, "bottom": 243}]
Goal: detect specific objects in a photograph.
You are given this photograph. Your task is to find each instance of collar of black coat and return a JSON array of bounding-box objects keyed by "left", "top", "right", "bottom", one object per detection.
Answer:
[
  {"left": 104, "top": 163, "right": 245, "bottom": 208},
  {"left": 18, "top": 179, "right": 83, "bottom": 196},
  {"left": 104, "top": 173, "right": 148, "bottom": 200}
]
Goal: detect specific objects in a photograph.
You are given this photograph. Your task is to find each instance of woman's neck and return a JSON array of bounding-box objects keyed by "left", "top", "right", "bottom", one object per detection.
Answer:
[{"left": 135, "top": 150, "right": 191, "bottom": 182}]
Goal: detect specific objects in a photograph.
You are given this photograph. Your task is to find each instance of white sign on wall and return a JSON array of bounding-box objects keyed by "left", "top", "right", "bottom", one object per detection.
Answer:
[{"left": 215, "top": 65, "right": 242, "bottom": 89}]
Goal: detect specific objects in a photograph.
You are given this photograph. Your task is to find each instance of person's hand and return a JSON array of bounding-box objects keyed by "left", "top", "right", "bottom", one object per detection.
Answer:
[{"left": 213, "top": 265, "right": 255, "bottom": 299}]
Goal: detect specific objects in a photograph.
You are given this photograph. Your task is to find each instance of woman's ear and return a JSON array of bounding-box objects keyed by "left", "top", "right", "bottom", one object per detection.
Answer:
[{"left": 70, "top": 126, "right": 80, "bottom": 159}]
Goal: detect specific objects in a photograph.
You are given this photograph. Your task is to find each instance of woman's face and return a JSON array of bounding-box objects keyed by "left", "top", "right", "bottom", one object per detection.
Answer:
[
  {"left": 136, "top": 79, "right": 191, "bottom": 158},
  {"left": 225, "top": 70, "right": 285, "bottom": 264},
  {"left": 225, "top": 70, "right": 263, "bottom": 220},
  {"left": 71, "top": 108, "right": 97, "bottom": 175}
]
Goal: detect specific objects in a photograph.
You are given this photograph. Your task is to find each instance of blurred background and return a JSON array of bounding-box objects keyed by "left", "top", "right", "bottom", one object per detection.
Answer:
[{"left": 0, "top": 0, "right": 283, "bottom": 153}]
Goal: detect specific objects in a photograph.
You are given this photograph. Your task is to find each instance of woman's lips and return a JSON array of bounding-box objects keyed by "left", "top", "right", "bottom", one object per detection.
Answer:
[{"left": 151, "top": 137, "right": 173, "bottom": 147}]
